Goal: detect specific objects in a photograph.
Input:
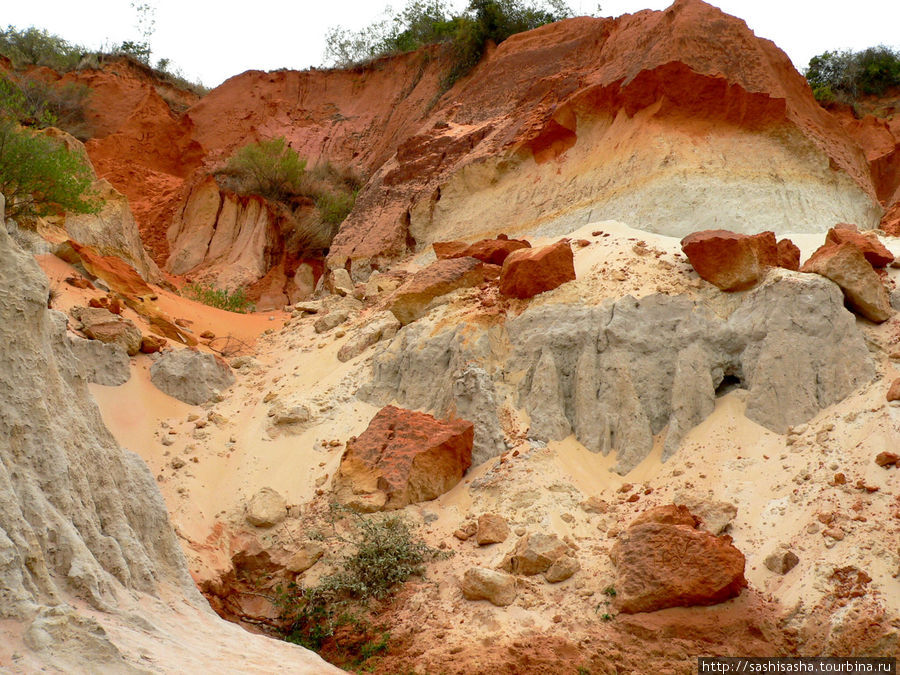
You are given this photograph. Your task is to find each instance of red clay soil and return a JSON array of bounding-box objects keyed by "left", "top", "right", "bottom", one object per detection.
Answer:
[{"left": 369, "top": 588, "right": 797, "bottom": 675}]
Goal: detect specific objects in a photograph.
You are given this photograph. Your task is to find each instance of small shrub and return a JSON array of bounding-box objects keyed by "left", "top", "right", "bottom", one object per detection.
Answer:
[
  {"left": 277, "top": 508, "right": 448, "bottom": 659},
  {"left": 224, "top": 137, "right": 307, "bottom": 202},
  {"left": 316, "top": 189, "right": 358, "bottom": 227},
  {"left": 184, "top": 283, "right": 255, "bottom": 313},
  {"left": 0, "top": 72, "right": 91, "bottom": 138},
  {"left": 602, "top": 585, "right": 617, "bottom": 597},
  {"left": 0, "top": 120, "right": 101, "bottom": 219}
]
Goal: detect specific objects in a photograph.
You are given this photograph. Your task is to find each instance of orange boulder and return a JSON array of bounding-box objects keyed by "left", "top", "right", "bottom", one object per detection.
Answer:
[
  {"left": 825, "top": 223, "right": 894, "bottom": 268},
  {"left": 389, "top": 257, "right": 497, "bottom": 325},
  {"left": 499, "top": 240, "right": 575, "bottom": 299},
  {"left": 801, "top": 242, "right": 892, "bottom": 323},
  {"left": 681, "top": 230, "right": 770, "bottom": 291},
  {"left": 334, "top": 406, "right": 474, "bottom": 512},
  {"left": 611, "top": 505, "right": 747, "bottom": 613}
]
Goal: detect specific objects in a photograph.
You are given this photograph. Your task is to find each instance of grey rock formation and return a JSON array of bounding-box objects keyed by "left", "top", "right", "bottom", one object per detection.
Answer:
[
  {"left": 66, "top": 333, "right": 132, "bottom": 386},
  {"left": 730, "top": 271, "right": 874, "bottom": 432},
  {"left": 0, "top": 222, "right": 196, "bottom": 619},
  {"left": 150, "top": 349, "right": 236, "bottom": 405},
  {"left": 526, "top": 347, "right": 571, "bottom": 441},
  {"left": 364, "top": 270, "right": 873, "bottom": 474}
]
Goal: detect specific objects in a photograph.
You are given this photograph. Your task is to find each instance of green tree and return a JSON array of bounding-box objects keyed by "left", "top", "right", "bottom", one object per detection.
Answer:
[
  {"left": 806, "top": 45, "right": 900, "bottom": 103},
  {"left": 0, "top": 120, "right": 100, "bottom": 219}
]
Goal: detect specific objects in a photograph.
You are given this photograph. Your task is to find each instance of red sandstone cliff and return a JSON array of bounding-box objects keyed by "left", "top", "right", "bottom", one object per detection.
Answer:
[{"left": 63, "top": 0, "right": 900, "bottom": 290}]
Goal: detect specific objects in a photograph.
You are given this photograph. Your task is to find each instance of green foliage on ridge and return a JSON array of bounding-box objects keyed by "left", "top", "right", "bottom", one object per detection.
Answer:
[
  {"left": 806, "top": 45, "right": 900, "bottom": 104},
  {"left": 324, "top": 0, "right": 585, "bottom": 86}
]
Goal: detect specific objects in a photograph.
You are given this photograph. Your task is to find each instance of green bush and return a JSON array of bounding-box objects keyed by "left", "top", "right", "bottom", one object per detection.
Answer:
[
  {"left": 184, "top": 282, "right": 255, "bottom": 313},
  {"left": 806, "top": 46, "right": 900, "bottom": 103},
  {"left": 0, "top": 72, "right": 91, "bottom": 138},
  {"left": 0, "top": 25, "right": 208, "bottom": 98},
  {"left": 0, "top": 120, "right": 100, "bottom": 219},
  {"left": 224, "top": 137, "right": 307, "bottom": 202},
  {"left": 324, "top": 0, "right": 578, "bottom": 85},
  {"left": 0, "top": 25, "right": 85, "bottom": 71},
  {"left": 277, "top": 509, "right": 447, "bottom": 658},
  {"left": 316, "top": 190, "right": 358, "bottom": 227}
]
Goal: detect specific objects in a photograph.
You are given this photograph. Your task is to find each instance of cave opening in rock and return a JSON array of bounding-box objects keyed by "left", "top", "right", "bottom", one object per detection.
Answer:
[{"left": 715, "top": 374, "right": 743, "bottom": 397}]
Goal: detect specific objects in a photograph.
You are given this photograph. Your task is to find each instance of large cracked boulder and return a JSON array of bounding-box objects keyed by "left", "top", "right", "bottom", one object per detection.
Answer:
[
  {"left": 150, "top": 348, "right": 236, "bottom": 405},
  {"left": 800, "top": 242, "right": 892, "bottom": 322},
  {"left": 825, "top": 223, "right": 893, "bottom": 267},
  {"left": 334, "top": 405, "right": 473, "bottom": 512},
  {"left": 610, "top": 506, "right": 747, "bottom": 613}
]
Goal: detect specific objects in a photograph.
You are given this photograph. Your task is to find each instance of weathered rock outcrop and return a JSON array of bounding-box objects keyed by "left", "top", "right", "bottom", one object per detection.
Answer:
[
  {"left": 611, "top": 505, "right": 747, "bottom": 613},
  {"left": 166, "top": 177, "right": 285, "bottom": 292},
  {"left": 323, "top": 0, "right": 885, "bottom": 276},
  {"left": 334, "top": 405, "right": 473, "bottom": 512},
  {"left": 364, "top": 270, "right": 873, "bottom": 472},
  {"left": 0, "top": 222, "right": 337, "bottom": 672},
  {"left": 72, "top": 1, "right": 892, "bottom": 288},
  {"left": 150, "top": 348, "right": 236, "bottom": 405}
]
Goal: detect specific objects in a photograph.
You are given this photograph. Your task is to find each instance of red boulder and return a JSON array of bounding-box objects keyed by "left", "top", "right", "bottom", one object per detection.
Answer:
[
  {"left": 776, "top": 238, "right": 801, "bottom": 271},
  {"left": 681, "top": 230, "right": 773, "bottom": 291},
  {"left": 433, "top": 240, "right": 469, "bottom": 259},
  {"left": 334, "top": 406, "right": 474, "bottom": 512},
  {"left": 610, "top": 505, "right": 747, "bottom": 613},
  {"left": 826, "top": 224, "right": 893, "bottom": 267},
  {"left": 499, "top": 239, "right": 575, "bottom": 299}
]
